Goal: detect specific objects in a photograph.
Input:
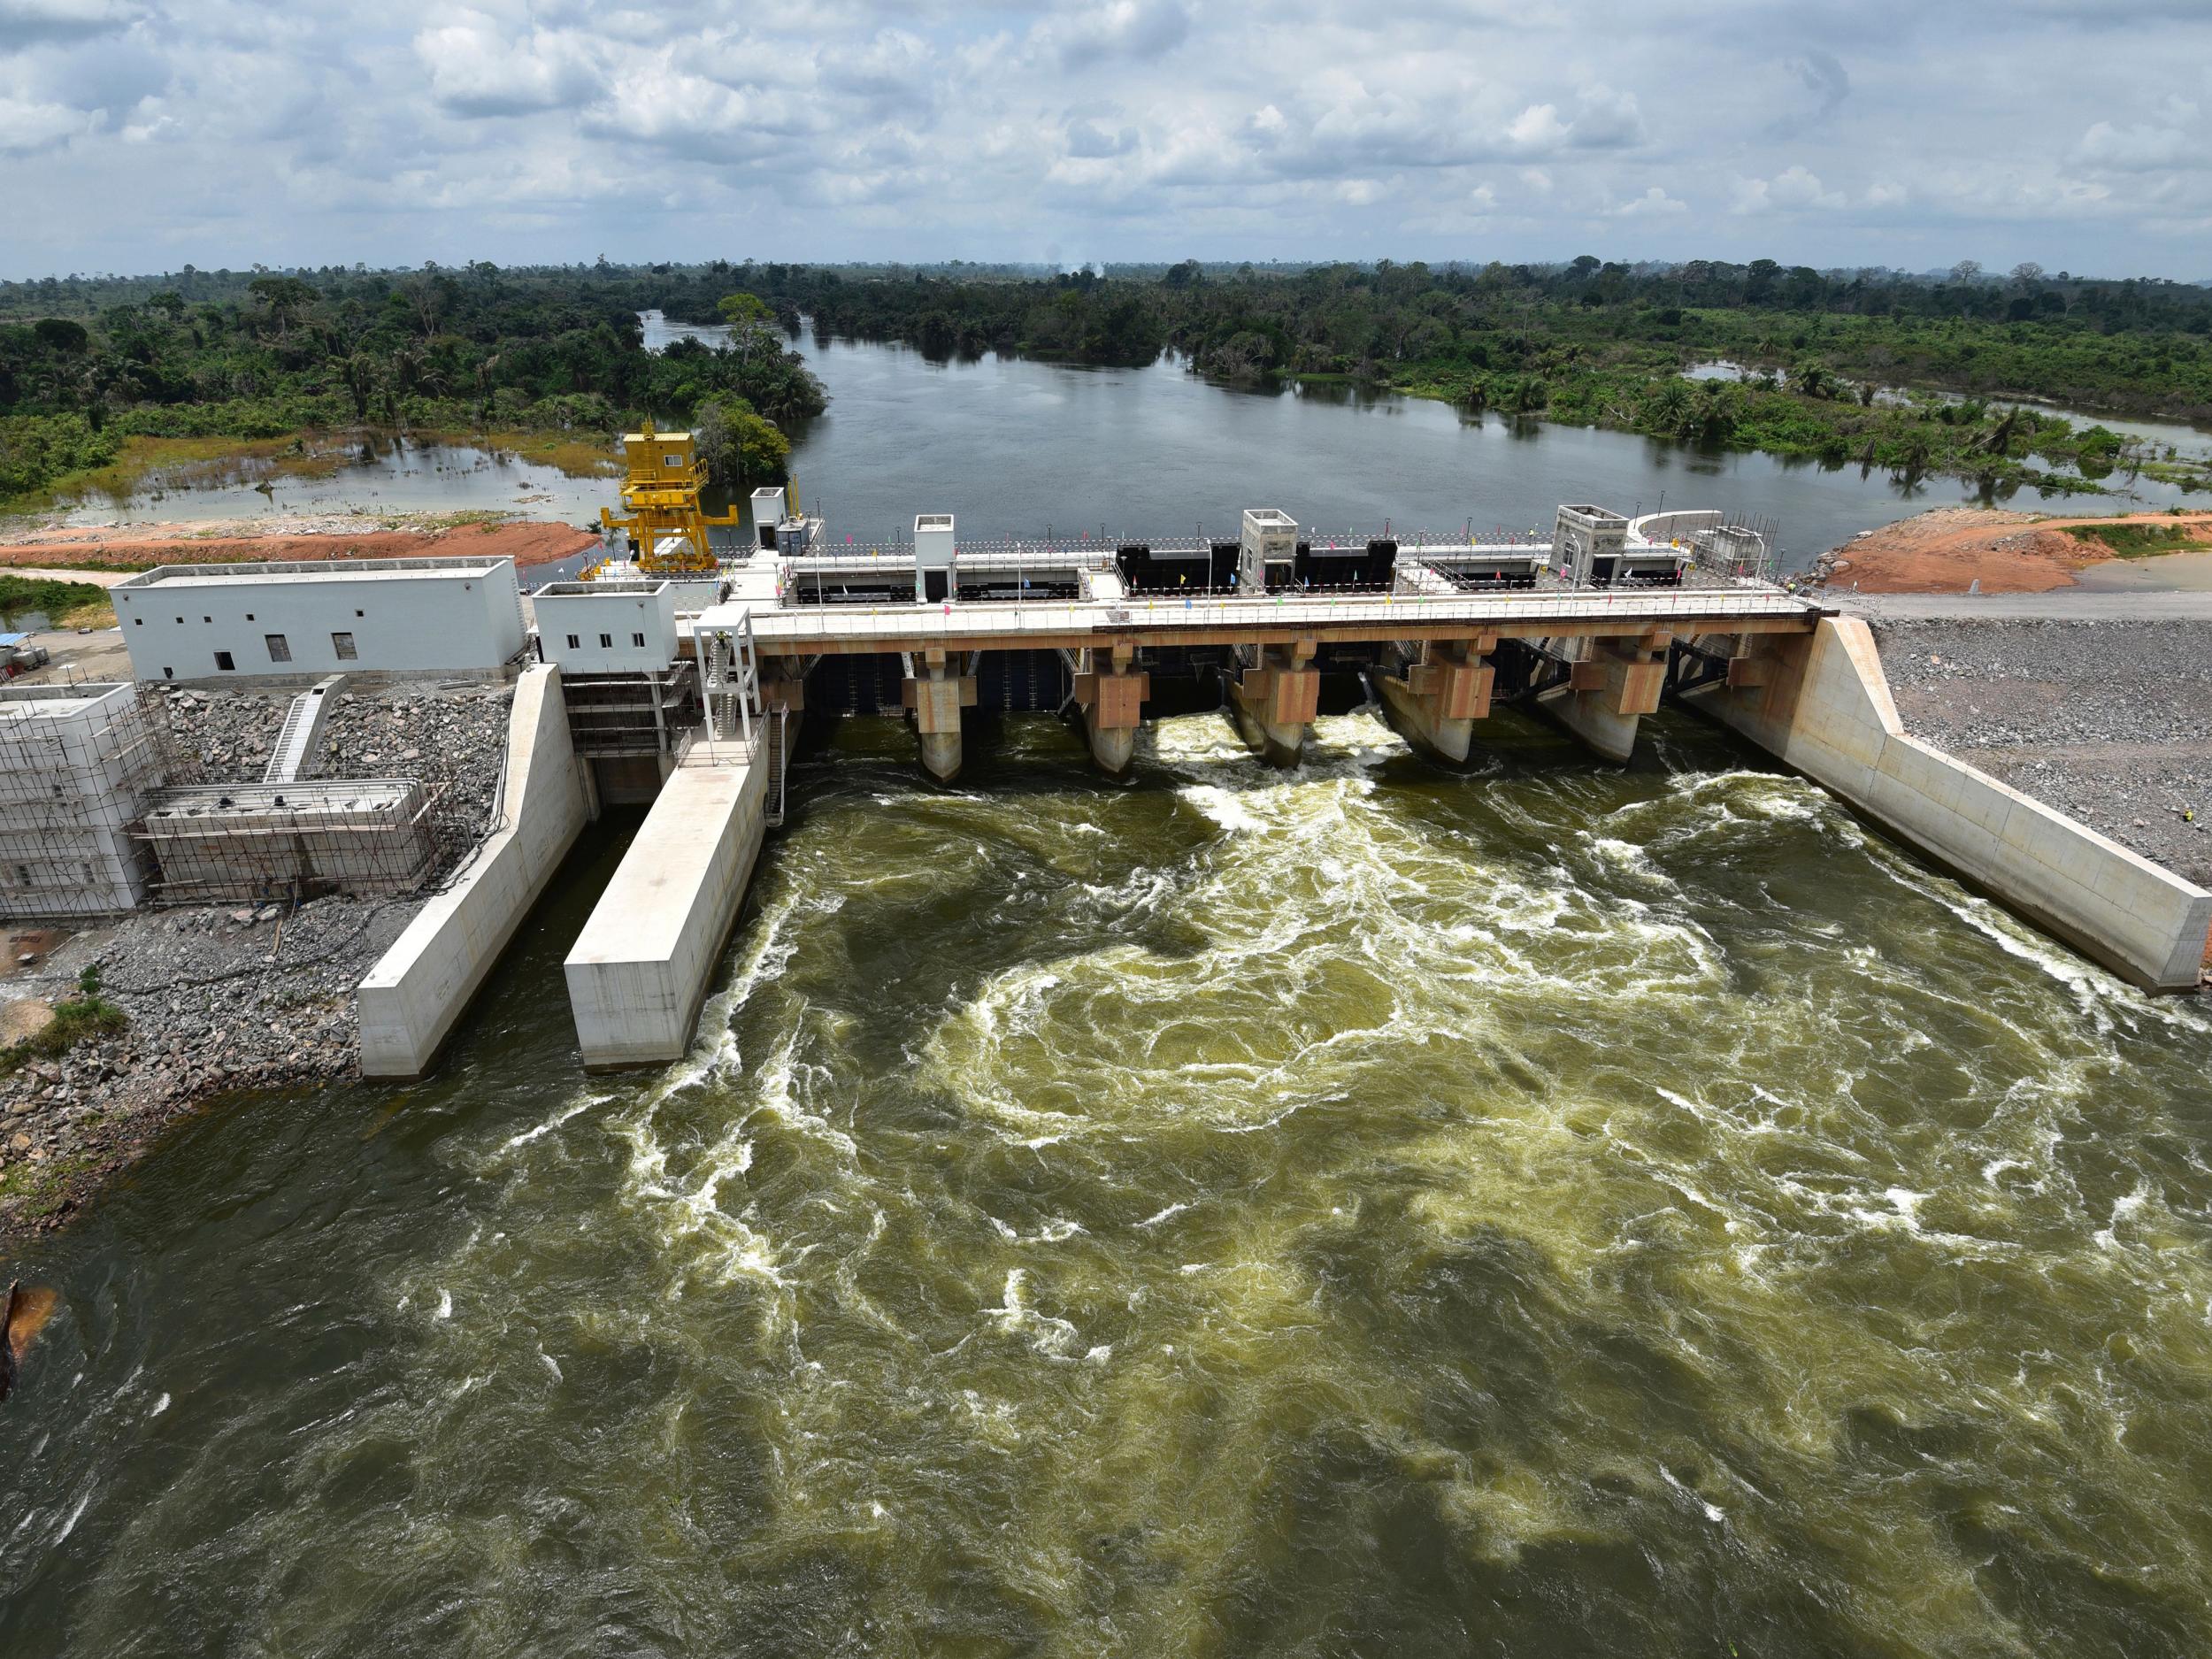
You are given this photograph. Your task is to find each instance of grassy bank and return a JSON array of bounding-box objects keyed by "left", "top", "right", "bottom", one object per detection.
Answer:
[
  {"left": 0, "top": 571, "right": 117, "bottom": 626},
  {"left": 2064, "top": 518, "right": 2212, "bottom": 558}
]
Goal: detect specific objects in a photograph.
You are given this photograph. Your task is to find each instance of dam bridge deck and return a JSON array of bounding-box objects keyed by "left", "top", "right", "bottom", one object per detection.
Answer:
[{"left": 706, "top": 585, "right": 1822, "bottom": 657}]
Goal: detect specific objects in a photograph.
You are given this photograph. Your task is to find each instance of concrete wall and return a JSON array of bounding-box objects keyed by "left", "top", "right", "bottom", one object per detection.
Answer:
[
  {"left": 565, "top": 751, "right": 769, "bottom": 1069},
  {"left": 113, "top": 560, "right": 524, "bottom": 682},
  {"left": 357, "top": 664, "right": 589, "bottom": 1078},
  {"left": 534, "top": 582, "right": 680, "bottom": 675},
  {"left": 1694, "top": 617, "right": 2212, "bottom": 991},
  {"left": 1628, "top": 510, "right": 1722, "bottom": 547}
]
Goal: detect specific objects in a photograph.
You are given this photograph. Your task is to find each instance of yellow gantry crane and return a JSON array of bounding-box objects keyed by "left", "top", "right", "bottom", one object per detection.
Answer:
[{"left": 594, "top": 421, "right": 736, "bottom": 575}]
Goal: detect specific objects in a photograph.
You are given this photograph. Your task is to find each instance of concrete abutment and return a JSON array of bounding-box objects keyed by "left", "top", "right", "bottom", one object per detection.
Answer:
[
  {"left": 903, "top": 650, "right": 976, "bottom": 784},
  {"left": 1376, "top": 638, "right": 1494, "bottom": 764},
  {"left": 1073, "top": 646, "right": 1148, "bottom": 777},
  {"left": 1536, "top": 634, "right": 1667, "bottom": 764},
  {"left": 1229, "top": 641, "right": 1320, "bottom": 767},
  {"left": 1687, "top": 616, "right": 2212, "bottom": 993}
]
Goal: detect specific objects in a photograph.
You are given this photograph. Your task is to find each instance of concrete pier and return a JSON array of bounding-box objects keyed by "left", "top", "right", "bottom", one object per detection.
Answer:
[
  {"left": 903, "top": 651, "right": 975, "bottom": 783},
  {"left": 1376, "top": 639, "right": 1494, "bottom": 763},
  {"left": 1229, "top": 642, "right": 1319, "bottom": 767},
  {"left": 358, "top": 665, "right": 590, "bottom": 1079},
  {"left": 564, "top": 745, "right": 771, "bottom": 1069},
  {"left": 1073, "top": 647, "right": 1147, "bottom": 776},
  {"left": 1538, "top": 634, "right": 1666, "bottom": 764},
  {"left": 1690, "top": 616, "right": 2212, "bottom": 992}
]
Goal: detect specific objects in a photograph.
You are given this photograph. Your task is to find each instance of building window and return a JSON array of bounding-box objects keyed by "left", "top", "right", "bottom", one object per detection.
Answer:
[
  {"left": 632, "top": 632, "right": 645, "bottom": 648},
  {"left": 214, "top": 650, "right": 235, "bottom": 671},
  {"left": 565, "top": 634, "right": 580, "bottom": 649},
  {"left": 265, "top": 634, "right": 291, "bottom": 663},
  {"left": 598, "top": 633, "right": 612, "bottom": 649},
  {"left": 331, "top": 632, "right": 358, "bottom": 660}
]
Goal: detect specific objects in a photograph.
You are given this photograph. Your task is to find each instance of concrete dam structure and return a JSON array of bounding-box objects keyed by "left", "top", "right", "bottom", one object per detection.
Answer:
[
  {"left": 464, "top": 490, "right": 2204, "bottom": 1076},
  {"left": 4, "top": 447, "right": 2200, "bottom": 1082}
]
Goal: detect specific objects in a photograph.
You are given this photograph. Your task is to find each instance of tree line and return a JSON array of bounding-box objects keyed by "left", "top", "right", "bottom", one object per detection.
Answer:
[
  {"left": 0, "top": 262, "right": 826, "bottom": 503},
  {"left": 5, "top": 256, "right": 2209, "bottom": 505}
]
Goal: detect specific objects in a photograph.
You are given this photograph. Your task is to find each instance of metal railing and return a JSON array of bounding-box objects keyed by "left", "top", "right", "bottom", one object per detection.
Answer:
[{"left": 736, "top": 585, "right": 1815, "bottom": 648}]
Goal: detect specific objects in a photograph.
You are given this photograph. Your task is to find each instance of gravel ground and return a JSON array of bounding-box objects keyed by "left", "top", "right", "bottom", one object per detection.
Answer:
[
  {"left": 1, "top": 684, "right": 513, "bottom": 1236},
  {"left": 1870, "top": 617, "right": 2212, "bottom": 886}
]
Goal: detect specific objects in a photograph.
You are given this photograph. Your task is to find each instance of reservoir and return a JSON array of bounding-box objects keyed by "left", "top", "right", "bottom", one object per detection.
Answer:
[
  {"left": 7, "top": 707, "right": 2212, "bottom": 1655},
  {"left": 47, "top": 317, "right": 2205, "bottom": 560}
]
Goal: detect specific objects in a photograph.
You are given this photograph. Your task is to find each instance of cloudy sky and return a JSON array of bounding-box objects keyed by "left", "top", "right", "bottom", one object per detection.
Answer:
[{"left": 3, "top": 0, "right": 2207, "bottom": 280}]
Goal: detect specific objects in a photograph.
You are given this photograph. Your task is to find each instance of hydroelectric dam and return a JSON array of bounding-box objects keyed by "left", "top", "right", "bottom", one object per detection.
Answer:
[{"left": 326, "top": 429, "right": 2212, "bottom": 1079}]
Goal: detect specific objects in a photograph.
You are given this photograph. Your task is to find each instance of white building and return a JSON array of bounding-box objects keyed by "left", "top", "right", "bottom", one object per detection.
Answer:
[
  {"left": 531, "top": 580, "right": 680, "bottom": 674},
  {"left": 0, "top": 680, "right": 166, "bottom": 918},
  {"left": 111, "top": 557, "right": 526, "bottom": 683}
]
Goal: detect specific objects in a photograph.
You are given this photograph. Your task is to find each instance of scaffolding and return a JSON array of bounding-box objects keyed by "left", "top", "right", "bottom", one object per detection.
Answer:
[
  {"left": 134, "top": 780, "right": 440, "bottom": 905},
  {"left": 0, "top": 681, "right": 167, "bottom": 920},
  {"left": 136, "top": 686, "right": 504, "bottom": 906}
]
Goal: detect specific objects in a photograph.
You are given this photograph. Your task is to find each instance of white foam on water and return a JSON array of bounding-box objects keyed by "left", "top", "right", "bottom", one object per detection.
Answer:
[{"left": 984, "top": 1268, "right": 1083, "bottom": 1359}]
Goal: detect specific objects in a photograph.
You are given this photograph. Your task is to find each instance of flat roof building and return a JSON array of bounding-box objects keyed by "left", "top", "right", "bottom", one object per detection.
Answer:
[
  {"left": 111, "top": 557, "right": 526, "bottom": 684},
  {"left": 532, "top": 580, "right": 680, "bottom": 676}
]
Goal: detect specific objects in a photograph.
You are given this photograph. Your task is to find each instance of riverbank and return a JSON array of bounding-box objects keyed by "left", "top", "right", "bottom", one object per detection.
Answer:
[
  {"left": 0, "top": 685, "right": 512, "bottom": 1238},
  {"left": 0, "top": 512, "right": 597, "bottom": 574},
  {"left": 1809, "top": 507, "right": 2212, "bottom": 594}
]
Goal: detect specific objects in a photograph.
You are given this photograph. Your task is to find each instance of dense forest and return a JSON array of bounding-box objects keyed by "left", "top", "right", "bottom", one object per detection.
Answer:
[
  {"left": 0, "top": 263, "right": 825, "bottom": 501},
  {"left": 4, "top": 257, "right": 2209, "bottom": 508}
]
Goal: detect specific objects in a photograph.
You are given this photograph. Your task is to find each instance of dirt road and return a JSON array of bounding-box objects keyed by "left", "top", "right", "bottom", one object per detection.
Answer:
[
  {"left": 0, "top": 516, "right": 596, "bottom": 574},
  {"left": 1819, "top": 507, "right": 2212, "bottom": 595}
]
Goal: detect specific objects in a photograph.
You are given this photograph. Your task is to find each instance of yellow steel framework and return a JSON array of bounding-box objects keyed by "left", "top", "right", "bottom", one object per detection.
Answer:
[{"left": 594, "top": 421, "right": 736, "bottom": 576}]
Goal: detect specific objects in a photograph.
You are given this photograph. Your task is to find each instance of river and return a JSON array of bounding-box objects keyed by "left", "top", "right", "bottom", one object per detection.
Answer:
[
  {"left": 7, "top": 705, "right": 2212, "bottom": 1655},
  {"left": 48, "top": 314, "right": 2206, "bottom": 565}
]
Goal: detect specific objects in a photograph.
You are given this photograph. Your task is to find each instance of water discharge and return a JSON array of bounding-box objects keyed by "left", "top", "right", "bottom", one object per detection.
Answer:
[{"left": 5, "top": 710, "right": 2212, "bottom": 1656}]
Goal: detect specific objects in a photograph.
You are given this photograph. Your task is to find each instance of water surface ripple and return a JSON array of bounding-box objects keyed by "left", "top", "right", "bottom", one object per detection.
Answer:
[{"left": 5, "top": 712, "right": 2211, "bottom": 1658}]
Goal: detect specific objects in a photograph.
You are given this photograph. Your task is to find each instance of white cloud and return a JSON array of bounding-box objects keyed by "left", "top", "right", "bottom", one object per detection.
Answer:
[
  {"left": 2075, "top": 116, "right": 2193, "bottom": 171},
  {"left": 1732, "top": 165, "right": 1846, "bottom": 214},
  {"left": 1035, "top": 0, "right": 1190, "bottom": 70},
  {"left": 1, "top": 1, "right": 2209, "bottom": 277},
  {"left": 0, "top": 93, "right": 95, "bottom": 152},
  {"left": 415, "top": 15, "right": 603, "bottom": 117},
  {"left": 1617, "top": 185, "right": 1686, "bottom": 217}
]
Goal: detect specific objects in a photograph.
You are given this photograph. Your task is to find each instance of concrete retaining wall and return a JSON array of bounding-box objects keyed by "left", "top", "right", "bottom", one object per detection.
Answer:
[
  {"left": 357, "top": 664, "right": 590, "bottom": 1077},
  {"left": 564, "top": 751, "right": 769, "bottom": 1070},
  {"left": 1694, "top": 617, "right": 2212, "bottom": 991}
]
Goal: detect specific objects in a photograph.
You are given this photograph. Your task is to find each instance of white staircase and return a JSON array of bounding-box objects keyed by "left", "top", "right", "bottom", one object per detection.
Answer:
[
  {"left": 264, "top": 674, "right": 348, "bottom": 784},
  {"left": 763, "top": 707, "right": 790, "bottom": 827}
]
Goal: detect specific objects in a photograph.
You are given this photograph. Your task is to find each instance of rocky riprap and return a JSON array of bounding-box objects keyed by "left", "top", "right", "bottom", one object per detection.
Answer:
[
  {"left": 1, "top": 683, "right": 514, "bottom": 1236},
  {"left": 1870, "top": 617, "right": 2212, "bottom": 887}
]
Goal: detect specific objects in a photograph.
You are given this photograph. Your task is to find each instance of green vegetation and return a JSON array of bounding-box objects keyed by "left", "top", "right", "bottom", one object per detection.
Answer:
[
  {"left": 0, "top": 572, "right": 115, "bottom": 626},
  {"left": 0, "top": 968, "right": 127, "bottom": 1080},
  {"left": 686, "top": 257, "right": 2212, "bottom": 494},
  {"left": 0, "top": 264, "right": 827, "bottom": 506},
  {"left": 2062, "top": 518, "right": 2212, "bottom": 558},
  {"left": 5, "top": 257, "right": 2210, "bottom": 504}
]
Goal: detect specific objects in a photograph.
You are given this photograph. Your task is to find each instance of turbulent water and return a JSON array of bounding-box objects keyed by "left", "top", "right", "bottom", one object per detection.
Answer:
[{"left": 7, "top": 710, "right": 2212, "bottom": 1657}]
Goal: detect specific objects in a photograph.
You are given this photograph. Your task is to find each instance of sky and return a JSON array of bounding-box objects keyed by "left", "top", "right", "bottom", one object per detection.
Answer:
[{"left": 3, "top": 0, "right": 2208, "bottom": 281}]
